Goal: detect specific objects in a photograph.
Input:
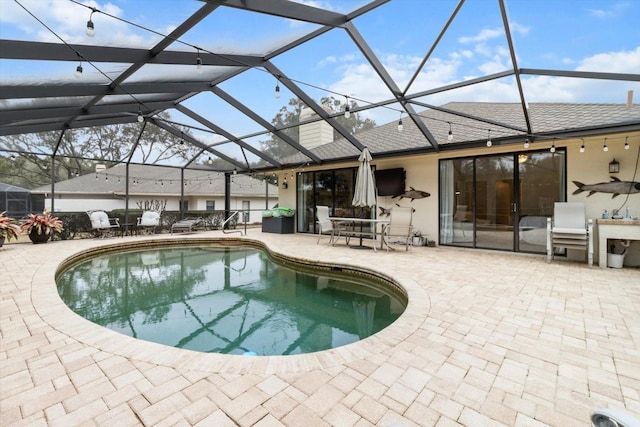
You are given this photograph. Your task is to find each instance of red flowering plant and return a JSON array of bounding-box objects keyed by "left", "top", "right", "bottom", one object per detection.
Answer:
[
  {"left": 0, "top": 211, "right": 21, "bottom": 242},
  {"left": 20, "top": 209, "right": 64, "bottom": 236}
]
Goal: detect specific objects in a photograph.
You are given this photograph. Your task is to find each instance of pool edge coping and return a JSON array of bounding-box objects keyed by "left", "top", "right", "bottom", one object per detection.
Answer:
[{"left": 32, "top": 235, "right": 431, "bottom": 375}]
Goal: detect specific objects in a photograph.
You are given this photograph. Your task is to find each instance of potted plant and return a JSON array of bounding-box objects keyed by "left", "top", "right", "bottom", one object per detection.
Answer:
[
  {"left": 0, "top": 211, "right": 21, "bottom": 247},
  {"left": 20, "top": 209, "right": 64, "bottom": 244}
]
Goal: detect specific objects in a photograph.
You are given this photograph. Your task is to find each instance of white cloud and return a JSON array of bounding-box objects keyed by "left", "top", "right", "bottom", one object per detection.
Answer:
[
  {"left": 317, "top": 55, "right": 337, "bottom": 67},
  {"left": 576, "top": 46, "right": 640, "bottom": 73},
  {"left": 322, "top": 44, "right": 640, "bottom": 125},
  {"left": 587, "top": 2, "right": 630, "bottom": 18},
  {"left": 0, "top": 0, "right": 155, "bottom": 47},
  {"left": 458, "top": 27, "right": 503, "bottom": 44},
  {"left": 509, "top": 22, "right": 531, "bottom": 36}
]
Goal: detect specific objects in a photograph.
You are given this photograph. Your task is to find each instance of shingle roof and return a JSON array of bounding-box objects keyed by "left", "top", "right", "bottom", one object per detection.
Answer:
[
  {"left": 31, "top": 164, "right": 277, "bottom": 197},
  {"left": 281, "top": 102, "right": 640, "bottom": 164}
]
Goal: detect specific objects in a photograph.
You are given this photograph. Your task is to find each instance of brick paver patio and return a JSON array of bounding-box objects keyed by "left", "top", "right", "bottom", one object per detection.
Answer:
[{"left": 1, "top": 231, "right": 638, "bottom": 426}]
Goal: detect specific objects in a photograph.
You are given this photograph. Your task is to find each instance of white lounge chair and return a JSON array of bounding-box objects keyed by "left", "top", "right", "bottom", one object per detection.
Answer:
[
  {"left": 316, "top": 205, "right": 337, "bottom": 244},
  {"left": 382, "top": 206, "right": 414, "bottom": 251},
  {"left": 547, "top": 202, "right": 593, "bottom": 267},
  {"left": 87, "top": 210, "right": 120, "bottom": 238},
  {"left": 137, "top": 210, "right": 160, "bottom": 234}
]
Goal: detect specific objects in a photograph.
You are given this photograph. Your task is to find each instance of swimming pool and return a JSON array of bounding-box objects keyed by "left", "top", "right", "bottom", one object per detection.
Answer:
[{"left": 56, "top": 244, "right": 407, "bottom": 356}]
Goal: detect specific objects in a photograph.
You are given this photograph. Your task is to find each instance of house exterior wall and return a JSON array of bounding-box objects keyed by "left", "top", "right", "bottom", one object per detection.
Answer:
[
  {"left": 279, "top": 131, "right": 640, "bottom": 266},
  {"left": 46, "top": 194, "right": 278, "bottom": 224}
]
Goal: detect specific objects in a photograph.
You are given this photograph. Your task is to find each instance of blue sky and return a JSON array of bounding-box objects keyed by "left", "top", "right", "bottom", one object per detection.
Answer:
[{"left": 1, "top": 0, "right": 639, "bottom": 156}]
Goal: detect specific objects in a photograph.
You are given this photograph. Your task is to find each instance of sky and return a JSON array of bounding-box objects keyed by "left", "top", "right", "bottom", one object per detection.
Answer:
[{"left": 1, "top": 0, "right": 639, "bottom": 159}]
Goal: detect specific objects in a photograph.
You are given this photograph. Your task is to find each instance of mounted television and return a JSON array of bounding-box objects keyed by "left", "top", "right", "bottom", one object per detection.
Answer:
[{"left": 374, "top": 168, "right": 405, "bottom": 196}]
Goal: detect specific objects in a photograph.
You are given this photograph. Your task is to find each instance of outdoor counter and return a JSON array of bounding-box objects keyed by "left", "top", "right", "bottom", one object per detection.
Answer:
[{"left": 597, "top": 218, "right": 640, "bottom": 268}]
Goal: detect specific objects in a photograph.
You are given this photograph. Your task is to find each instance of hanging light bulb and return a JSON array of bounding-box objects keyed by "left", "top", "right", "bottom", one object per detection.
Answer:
[
  {"left": 275, "top": 81, "right": 280, "bottom": 99},
  {"left": 603, "top": 137, "right": 608, "bottom": 152},
  {"left": 447, "top": 122, "right": 453, "bottom": 141},
  {"left": 196, "top": 49, "right": 203, "bottom": 73},
  {"left": 486, "top": 129, "right": 492, "bottom": 147},
  {"left": 580, "top": 138, "right": 585, "bottom": 153},
  {"left": 624, "top": 136, "right": 629, "bottom": 150},
  {"left": 397, "top": 114, "right": 403, "bottom": 132},
  {"left": 86, "top": 10, "right": 96, "bottom": 37},
  {"left": 344, "top": 97, "right": 351, "bottom": 119},
  {"left": 550, "top": 142, "right": 556, "bottom": 153},
  {"left": 233, "top": 168, "right": 237, "bottom": 175},
  {"left": 207, "top": 155, "right": 213, "bottom": 165},
  {"left": 523, "top": 138, "right": 530, "bottom": 149},
  {"left": 75, "top": 63, "right": 83, "bottom": 78},
  {"left": 137, "top": 105, "right": 144, "bottom": 123}
]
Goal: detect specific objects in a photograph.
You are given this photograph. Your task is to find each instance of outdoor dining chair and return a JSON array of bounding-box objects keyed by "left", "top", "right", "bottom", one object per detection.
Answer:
[
  {"left": 546, "top": 202, "right": 593, "bottom": 267},
  {"left": 382, "top": 206, "right": 414, "bottom": 251}
]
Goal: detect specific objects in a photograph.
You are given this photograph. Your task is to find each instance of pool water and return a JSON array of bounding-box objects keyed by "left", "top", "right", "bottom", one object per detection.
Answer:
[{"left": 56, "top": 246, "right": 406, "bottom": 356}]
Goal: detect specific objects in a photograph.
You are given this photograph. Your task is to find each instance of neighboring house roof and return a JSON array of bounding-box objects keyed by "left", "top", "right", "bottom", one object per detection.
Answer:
[
  {"left": 282, "top": 102, "right": 640, "bottom": 164},
  {"left": 31, "top": 164, "right": 277, "bottom": 197},
  {"left": 0, "top": 182, "right": 31, "bottom": 193}
]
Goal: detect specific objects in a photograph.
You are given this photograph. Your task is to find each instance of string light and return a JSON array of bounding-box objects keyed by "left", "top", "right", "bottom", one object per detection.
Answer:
[
  {"left": 624, "top": 136, "right": 629, "bottom": 149},
  {"left": 447, "top": 122, "right": 453, "bottom": 141},
  {"left": 397, "top": 114, "right": 403, "bottom": 132},
  {"left": 603, "top": 137, "right": 608, "bottom": 152},
  {"left": 86, "top": 8, "right": 96, "bottom": 37},
  {"left": 486, "top": 129, "right": 492, "bottom": 147},
  {"left": 137, "top": 105, "right": 144, "bottom": 123},
  {"left": 275, "top": 78, "right": 280, "bottom": 99},
  {"left": 196, "top": 49, "right": 203, "bottom": 73},
  {"left": 550, "top": 140, "right": 556, "bottom": 153},
  {"left": 523, "top": 138, "right": 530, "bottom": 149},
  {"left": 75, "top": 63, "right": 83, "bottom": 78},
  {"left": 62, "top": 0, "right": 634, "bottom": 157},
  {"left": 579, "top": 138, "right": 585, "bottom": 153},
  {"left": 344, "top": 97, "right": 351, "bottom": 119}
]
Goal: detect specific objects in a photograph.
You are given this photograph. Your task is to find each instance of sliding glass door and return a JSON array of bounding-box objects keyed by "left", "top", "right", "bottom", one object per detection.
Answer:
[
  {"left": 440, "top": 149, "right": 565, "bottom": 253},
  {"left": 296, "top": 167, "right": 358, "bottom": 234}
]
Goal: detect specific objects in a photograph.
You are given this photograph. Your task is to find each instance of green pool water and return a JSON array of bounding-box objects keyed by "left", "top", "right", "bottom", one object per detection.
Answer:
[{"left": 56, "top": 246, "right": 406, "bottom": 356}]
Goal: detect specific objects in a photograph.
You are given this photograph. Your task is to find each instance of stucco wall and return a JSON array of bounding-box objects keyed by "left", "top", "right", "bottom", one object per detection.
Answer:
[{"left": 279, "top": 132, "right": 640, "bottom": 266}]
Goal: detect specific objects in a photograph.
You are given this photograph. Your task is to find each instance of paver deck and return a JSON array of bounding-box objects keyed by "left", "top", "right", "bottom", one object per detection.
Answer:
[{"left": 1, "top": 231, "right": 639, "bottom": 426}]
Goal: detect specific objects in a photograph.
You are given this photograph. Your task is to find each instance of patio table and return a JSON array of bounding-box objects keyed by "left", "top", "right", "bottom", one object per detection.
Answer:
[{"left": 329, "top": 217, "right": 390, "bottom": 251}]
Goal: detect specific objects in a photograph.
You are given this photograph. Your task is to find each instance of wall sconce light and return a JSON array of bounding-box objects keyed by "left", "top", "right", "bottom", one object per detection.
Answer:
[{"left": 609, "top": 158, "right": 619, "bottom": 174}]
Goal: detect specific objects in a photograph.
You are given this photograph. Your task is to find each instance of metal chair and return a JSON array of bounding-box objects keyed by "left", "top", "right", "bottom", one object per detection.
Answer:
[
  {"left": 136, "top": 210, "right": 160, "bottom": 234},
  {"left": 547, "top": 202, "right": 593, "bottom": 267},
  {"left": 316, "top": 205, "right": 337, "bottom": 244},
  {"left": 382, "top": 206, "right": 414, "bottom": 251},
  {"left": 87, "top": 210, "right": 120, "bottom": 238}
]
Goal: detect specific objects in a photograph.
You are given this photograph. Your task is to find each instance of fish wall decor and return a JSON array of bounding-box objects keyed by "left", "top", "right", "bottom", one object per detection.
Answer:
[
  {"left": 572, "top": 177, "right": 640, "bottom": 198},
  {"left": 392, "top": 187, "right": 431, "bottom": 202},
  {"left": 379, "top": 204, "right": 415, "bottom": 217}
]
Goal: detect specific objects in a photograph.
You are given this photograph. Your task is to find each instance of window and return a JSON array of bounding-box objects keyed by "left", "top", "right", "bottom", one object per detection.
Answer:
[
  {"left": 206, "top": 200, "right": 215, "bottom": 211},
  {"left": 242, "top": 201, "right": 250, "bottom": 222}
]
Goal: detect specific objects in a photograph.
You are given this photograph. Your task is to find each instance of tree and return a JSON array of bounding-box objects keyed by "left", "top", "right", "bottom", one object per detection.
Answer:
[
  {"left": 257, "top": 96, "right": 376, "bottom": 164},
  {"left": 0, "top": 111, "right": 196, "bottom": 189}
]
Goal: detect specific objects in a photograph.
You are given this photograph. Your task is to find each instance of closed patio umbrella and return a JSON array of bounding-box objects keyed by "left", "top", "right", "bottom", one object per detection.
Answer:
[{"left": 352, "top": 147, "right": 377, "bottom": 248}]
